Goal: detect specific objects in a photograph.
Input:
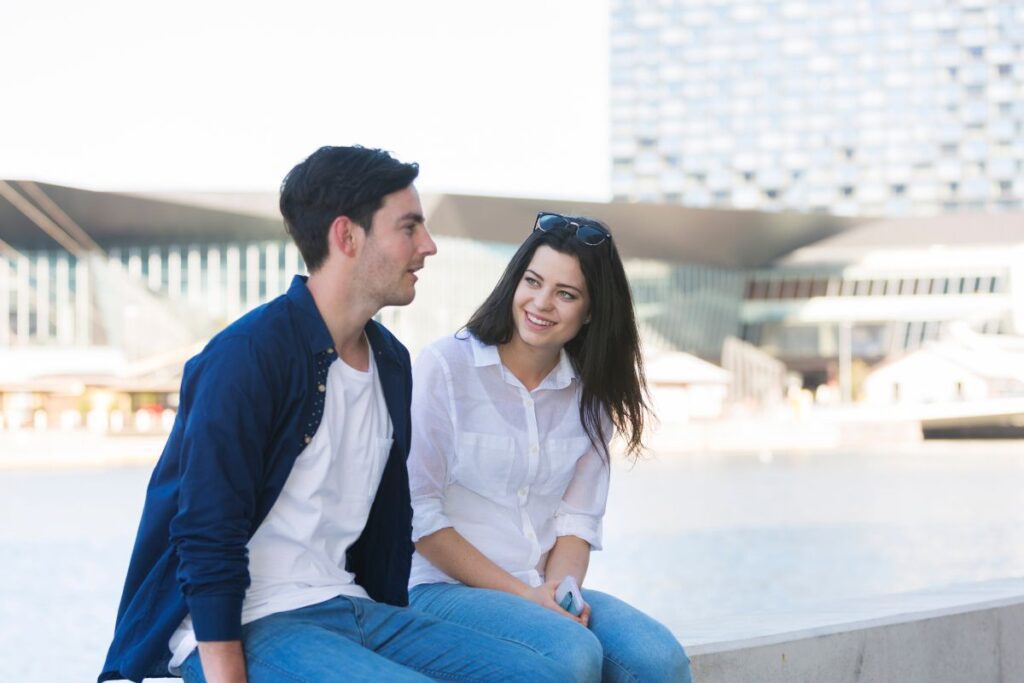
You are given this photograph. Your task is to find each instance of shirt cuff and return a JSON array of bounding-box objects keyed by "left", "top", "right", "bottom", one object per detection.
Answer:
[
  {"left": 554, "top": 513, "right": 604, "bottom": 551},
  {"left": 188, "top": 593, "right": 244, "bottom": 641},
  {"left": 411, "top": 497, "right": 453, "bottom": 542}
]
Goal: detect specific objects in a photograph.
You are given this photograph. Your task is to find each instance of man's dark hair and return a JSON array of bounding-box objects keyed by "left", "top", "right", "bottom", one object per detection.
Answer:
[{"left": 279, "top": 146, "right": 419, "bottom": 271}]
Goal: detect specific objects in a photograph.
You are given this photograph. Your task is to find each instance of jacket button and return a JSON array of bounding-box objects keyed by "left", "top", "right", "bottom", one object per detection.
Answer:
[
  {"left": 304, "top": 435, "right": 311, "bottom": 444},
  {"left": 318, "top": 384, "right": 326, "bottom": 392}
]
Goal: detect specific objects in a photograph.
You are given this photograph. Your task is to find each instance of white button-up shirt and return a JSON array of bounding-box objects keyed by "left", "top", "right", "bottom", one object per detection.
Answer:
[{"left": 408, "top": 334, "right": 609, "bottom": 589}]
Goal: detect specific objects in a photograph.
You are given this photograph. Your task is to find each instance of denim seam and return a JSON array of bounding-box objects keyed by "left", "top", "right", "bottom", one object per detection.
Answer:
[
  {"left": 603, "top": 652, "right": 640, "bottom": 683},
  {"left": 245, "top": 651, "right": 323, "bottom": 683}
]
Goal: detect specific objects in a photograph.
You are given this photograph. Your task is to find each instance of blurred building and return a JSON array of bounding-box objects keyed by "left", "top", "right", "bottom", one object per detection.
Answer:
[
  {"left": 0, "top": 180, "right": 847, "bottom": 431},
  {"left": 610, "top": 0, "right": 1024, "bottom": 215},
  {"left": 740, "top": 212, "right": 1024, "bottom": 385},
  {"left": 3, "top": 180, "right": 1024, "bottom": 434}
]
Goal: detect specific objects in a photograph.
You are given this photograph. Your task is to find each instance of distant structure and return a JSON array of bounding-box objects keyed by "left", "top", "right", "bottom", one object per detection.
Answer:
[
  {"left": 2, "top": 180, "right": 1023, "bottom": 434},
  {"left": 609, "top": 0, "right": 1024, "bottom": 215}
]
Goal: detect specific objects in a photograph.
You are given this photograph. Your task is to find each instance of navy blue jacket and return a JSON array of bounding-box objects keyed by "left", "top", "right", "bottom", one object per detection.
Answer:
[{"left": 99, "top": 276, "right": 414, "bottom": 682}]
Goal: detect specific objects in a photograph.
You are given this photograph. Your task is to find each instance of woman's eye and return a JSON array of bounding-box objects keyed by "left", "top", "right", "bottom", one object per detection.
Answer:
[
  {"left": 558, "top": 290, "right": 576, "bottom": 300},
  {"left": 524, "top": 276, "right": 539, "bottom": 286}
]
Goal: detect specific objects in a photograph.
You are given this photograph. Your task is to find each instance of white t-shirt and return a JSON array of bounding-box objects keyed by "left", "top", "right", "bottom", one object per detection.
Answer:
[
  {"left": 407, "top": 334, "right": 609, "bottom": 590},
  {"left": 169, "top": 339, "right": 393, "bottom": 671}
]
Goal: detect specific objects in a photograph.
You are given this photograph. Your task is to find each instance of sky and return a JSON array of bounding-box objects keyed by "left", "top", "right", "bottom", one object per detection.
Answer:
[{"left": 0, "top": 0, "right": 610, "bottom": 199}]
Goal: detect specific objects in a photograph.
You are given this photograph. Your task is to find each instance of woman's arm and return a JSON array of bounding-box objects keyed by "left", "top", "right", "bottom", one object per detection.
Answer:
[
  {"left": 417, "top": 528, "right": 586, "bottom": 624},
  {"left": 542, "top": 534, "right": 591, "bottom": 587}
]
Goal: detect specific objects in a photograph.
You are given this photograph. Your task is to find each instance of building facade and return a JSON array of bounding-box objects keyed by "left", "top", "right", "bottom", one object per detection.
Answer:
[{"left": 610, "top": 0, "right": 1024, "bottom": 215}]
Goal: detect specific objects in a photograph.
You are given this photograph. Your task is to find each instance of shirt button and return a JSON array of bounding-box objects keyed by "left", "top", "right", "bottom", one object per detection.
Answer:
[
  {"left": 518, "top": 487, "right": 528, "bottom": 499},
  {"left": 523, "top": 397, "right": 533, "bottom": 407},
  {"left": 529, "top": 445, "right": 539, "bottom": 455},
  {"left": 318, "top": 384, "right": 326, "bottom": 392}
]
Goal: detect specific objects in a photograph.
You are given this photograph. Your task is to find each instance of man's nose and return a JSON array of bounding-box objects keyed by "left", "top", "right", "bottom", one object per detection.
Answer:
[{"left": 420, "top": 229, "right": 438, "bottom": 257}]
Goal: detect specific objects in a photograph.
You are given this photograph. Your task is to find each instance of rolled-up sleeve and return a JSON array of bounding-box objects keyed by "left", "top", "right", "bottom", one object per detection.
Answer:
[
  {"left": 169, "top": 335, "right": 275, "bottom": 642},
  {"left": 554, "top": 431, "right": 611, "bottom": 551},
  {"left": 408, "top": 347, "right": 457, "bottom": 542}
]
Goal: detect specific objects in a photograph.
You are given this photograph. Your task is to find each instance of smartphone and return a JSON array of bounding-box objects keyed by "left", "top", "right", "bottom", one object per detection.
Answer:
[{"left": 554, "top": 576, "right": 585, "bottom": 617}]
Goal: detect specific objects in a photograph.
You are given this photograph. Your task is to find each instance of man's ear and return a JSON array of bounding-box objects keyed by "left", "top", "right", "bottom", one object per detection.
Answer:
[{"left": 329, "top": 216, "right": 362, "bottom": 258}]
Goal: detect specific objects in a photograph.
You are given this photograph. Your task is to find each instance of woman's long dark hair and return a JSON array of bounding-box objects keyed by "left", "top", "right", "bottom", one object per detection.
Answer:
[{"left": 465, "top": 220, "right": 650, "bottom": 460}]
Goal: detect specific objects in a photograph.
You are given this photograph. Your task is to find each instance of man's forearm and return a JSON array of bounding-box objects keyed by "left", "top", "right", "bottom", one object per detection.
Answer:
[{"left": 198, "top": 640, "right": 247, "bottom": 683}]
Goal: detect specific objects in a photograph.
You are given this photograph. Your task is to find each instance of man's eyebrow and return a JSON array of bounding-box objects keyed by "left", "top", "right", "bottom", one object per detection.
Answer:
[
  {"left": 399, "top": 212, "right": 425, "bottom": 223},
  {"left": 525, "top": 269, "right": 583, "bottom": 294}
]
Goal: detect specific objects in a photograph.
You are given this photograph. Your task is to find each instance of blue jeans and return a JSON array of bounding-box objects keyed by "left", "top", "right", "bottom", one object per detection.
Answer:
[
  {"left": 178, "top": 594, "right": 570, "bottom": 682},
  {"left": 409, "top": 583, "right": 691, "bottom": 683}
]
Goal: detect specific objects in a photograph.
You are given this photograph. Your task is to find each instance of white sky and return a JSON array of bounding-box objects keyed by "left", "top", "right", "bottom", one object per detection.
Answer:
[{"left": 0, "top": 0, "right": 609, "bottom": 199}]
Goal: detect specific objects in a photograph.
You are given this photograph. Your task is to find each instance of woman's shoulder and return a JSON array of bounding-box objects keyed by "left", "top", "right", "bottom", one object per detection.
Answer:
[{"left": 416, "top": 331, "right": 477, "bottom": 370}]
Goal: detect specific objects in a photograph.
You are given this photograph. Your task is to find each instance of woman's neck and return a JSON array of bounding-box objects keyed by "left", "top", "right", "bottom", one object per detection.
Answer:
[{"left": 498, "top": 337, "right": 561, "bottom": 392}]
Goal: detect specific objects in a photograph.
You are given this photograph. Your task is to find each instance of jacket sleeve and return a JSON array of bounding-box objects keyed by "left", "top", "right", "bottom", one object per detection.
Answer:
[{"left": 169, "top": 334, "right": 277, "bottom": 641}]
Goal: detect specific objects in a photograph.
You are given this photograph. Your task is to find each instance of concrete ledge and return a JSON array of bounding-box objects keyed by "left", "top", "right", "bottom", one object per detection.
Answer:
[{"left": 678, "top": 578, "right": 1024, "bottom": 683}]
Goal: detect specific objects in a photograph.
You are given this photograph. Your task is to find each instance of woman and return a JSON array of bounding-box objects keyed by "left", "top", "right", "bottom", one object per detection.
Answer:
[{"left": 406, "top": 212, "right": 691, "bottom": 682}]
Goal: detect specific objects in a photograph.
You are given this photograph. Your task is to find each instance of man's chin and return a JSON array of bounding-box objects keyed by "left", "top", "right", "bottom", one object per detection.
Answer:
[{"left": 385, "top": 288, "right": 416, "bottom": 307}]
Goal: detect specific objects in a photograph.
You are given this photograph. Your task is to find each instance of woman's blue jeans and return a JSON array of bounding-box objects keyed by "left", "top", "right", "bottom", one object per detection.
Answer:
[
  {"left": 409, "top": 583, "right": 692, "bottom": 683},
  {"left": 178, "top": 594, "right": 570, "bottom": 682}
]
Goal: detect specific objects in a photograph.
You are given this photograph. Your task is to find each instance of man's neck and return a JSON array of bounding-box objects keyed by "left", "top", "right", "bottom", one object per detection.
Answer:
[{"left": 306, "top": 271, "right": 377, "bottom": 371}]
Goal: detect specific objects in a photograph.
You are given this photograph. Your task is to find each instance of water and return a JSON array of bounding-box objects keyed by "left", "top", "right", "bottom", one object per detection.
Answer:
[{"left": 2, "top": 441, "right": 1023, "bottom": 681}]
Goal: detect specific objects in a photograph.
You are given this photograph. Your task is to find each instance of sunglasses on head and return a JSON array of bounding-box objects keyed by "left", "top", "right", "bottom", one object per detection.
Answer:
[{"left": 533, "top": 212, "right": 611, "bottom": 247}]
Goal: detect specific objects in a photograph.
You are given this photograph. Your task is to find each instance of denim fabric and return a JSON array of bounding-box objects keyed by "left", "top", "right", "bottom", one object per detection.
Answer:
[
  {"left": 178, "top": 595, "right": 570, "bottom": 683},
  {"left": 409, "top": 583, "right": 692, "bottom": 683}
]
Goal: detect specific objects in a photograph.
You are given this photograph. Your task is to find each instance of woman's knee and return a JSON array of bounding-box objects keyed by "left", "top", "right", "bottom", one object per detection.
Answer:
[
  {"left": 606, "top": 632, "right": 691, "bottom": 683},
  {"left": 555, "top": 624, "right": 603, "bottom": 683}
]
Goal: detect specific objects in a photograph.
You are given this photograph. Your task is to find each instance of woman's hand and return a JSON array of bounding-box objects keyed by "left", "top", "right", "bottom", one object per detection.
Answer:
[{"left": 521, "top": 580, "right": 589, "bottom": 626}]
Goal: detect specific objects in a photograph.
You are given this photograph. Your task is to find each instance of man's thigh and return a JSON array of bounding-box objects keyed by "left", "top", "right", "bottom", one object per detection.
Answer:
[
  {"left": 179, "top": 599, "right": 430, "bottom": 683},
  {"left": 353, "top": 594, "right": 572, "bottom": 682}
]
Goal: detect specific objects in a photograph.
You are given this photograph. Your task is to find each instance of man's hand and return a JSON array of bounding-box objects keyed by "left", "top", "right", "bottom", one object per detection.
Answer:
[
  {"left": 197, "top": 640, "right": 247, "bottom": 683},
  {"left": 520, "top": 580, "right": 588, "bottom": 626}
]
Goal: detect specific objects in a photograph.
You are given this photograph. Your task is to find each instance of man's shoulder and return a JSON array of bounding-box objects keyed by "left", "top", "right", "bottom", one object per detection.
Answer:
[{"left": 190, "top": 295, "right": 300, "bottom": 369}]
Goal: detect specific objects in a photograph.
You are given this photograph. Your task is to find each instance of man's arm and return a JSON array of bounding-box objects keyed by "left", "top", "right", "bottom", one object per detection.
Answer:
[
  {"left": 198, "top": 641, "right": 247, "bottom": 683},
  {"left": 170, "top": 335, "right": 278, "bottom": 672}
]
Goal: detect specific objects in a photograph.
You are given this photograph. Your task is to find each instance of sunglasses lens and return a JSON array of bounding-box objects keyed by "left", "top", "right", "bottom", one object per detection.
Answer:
[
  {"left": 536, "top": 213, "right": 567, "bottom": 232},
  {"left": 576, "top": 225, "right": 608, "bottom": 246}
]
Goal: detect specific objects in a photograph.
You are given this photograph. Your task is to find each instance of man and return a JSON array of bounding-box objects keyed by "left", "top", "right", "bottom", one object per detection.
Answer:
[{"left": 99, "top": 146, "right": 567, "bottom": 682}]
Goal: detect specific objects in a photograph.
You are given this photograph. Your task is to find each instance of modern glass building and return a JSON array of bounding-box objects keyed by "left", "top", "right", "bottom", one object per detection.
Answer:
[{"left": 610, "top": 0, "right": 1024, "bottom": 215}]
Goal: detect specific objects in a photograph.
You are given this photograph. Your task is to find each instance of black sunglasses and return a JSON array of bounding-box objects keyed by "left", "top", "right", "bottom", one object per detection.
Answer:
[{"left": 533, "top": 212, "right": 610, "bottom": 247}]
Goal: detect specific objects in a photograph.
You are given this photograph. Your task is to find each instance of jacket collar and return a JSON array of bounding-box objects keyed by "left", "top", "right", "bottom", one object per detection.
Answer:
[{"left": 285, "top": 275, "right": 400, "bottom": 368}]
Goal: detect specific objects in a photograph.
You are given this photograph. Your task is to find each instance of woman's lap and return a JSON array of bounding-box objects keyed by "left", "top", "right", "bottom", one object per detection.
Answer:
[{"left": 409, "top": 582, "right": 691, "bottom": 682}]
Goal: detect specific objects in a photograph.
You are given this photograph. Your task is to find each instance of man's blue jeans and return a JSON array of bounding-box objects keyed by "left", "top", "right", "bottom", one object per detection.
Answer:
[
  {"left": 409, "top": 583, "right": 692, "bottom": 683},
  {"left": 178, "top": 594, "right": 569, "bottom": 682}
]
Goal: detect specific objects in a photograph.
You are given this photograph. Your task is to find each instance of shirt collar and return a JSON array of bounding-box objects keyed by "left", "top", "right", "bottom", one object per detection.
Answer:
[
  {"left": 470, "top": 334, "right": 577, "bottom": 390},
  {"left": 286, "top": 275, "right": 335, "bottom": 355},
  {"left": 286, "top": 274, "right": 401, "bottom": 368}
]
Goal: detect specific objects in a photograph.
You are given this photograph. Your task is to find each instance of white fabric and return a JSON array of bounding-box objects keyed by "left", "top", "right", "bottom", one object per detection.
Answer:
[
  {"left": 169, "top": 339, "right": 393, "bottom": 670},
  {"left": 408, "top": 334, "right": 609, "bottom": 590}
]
